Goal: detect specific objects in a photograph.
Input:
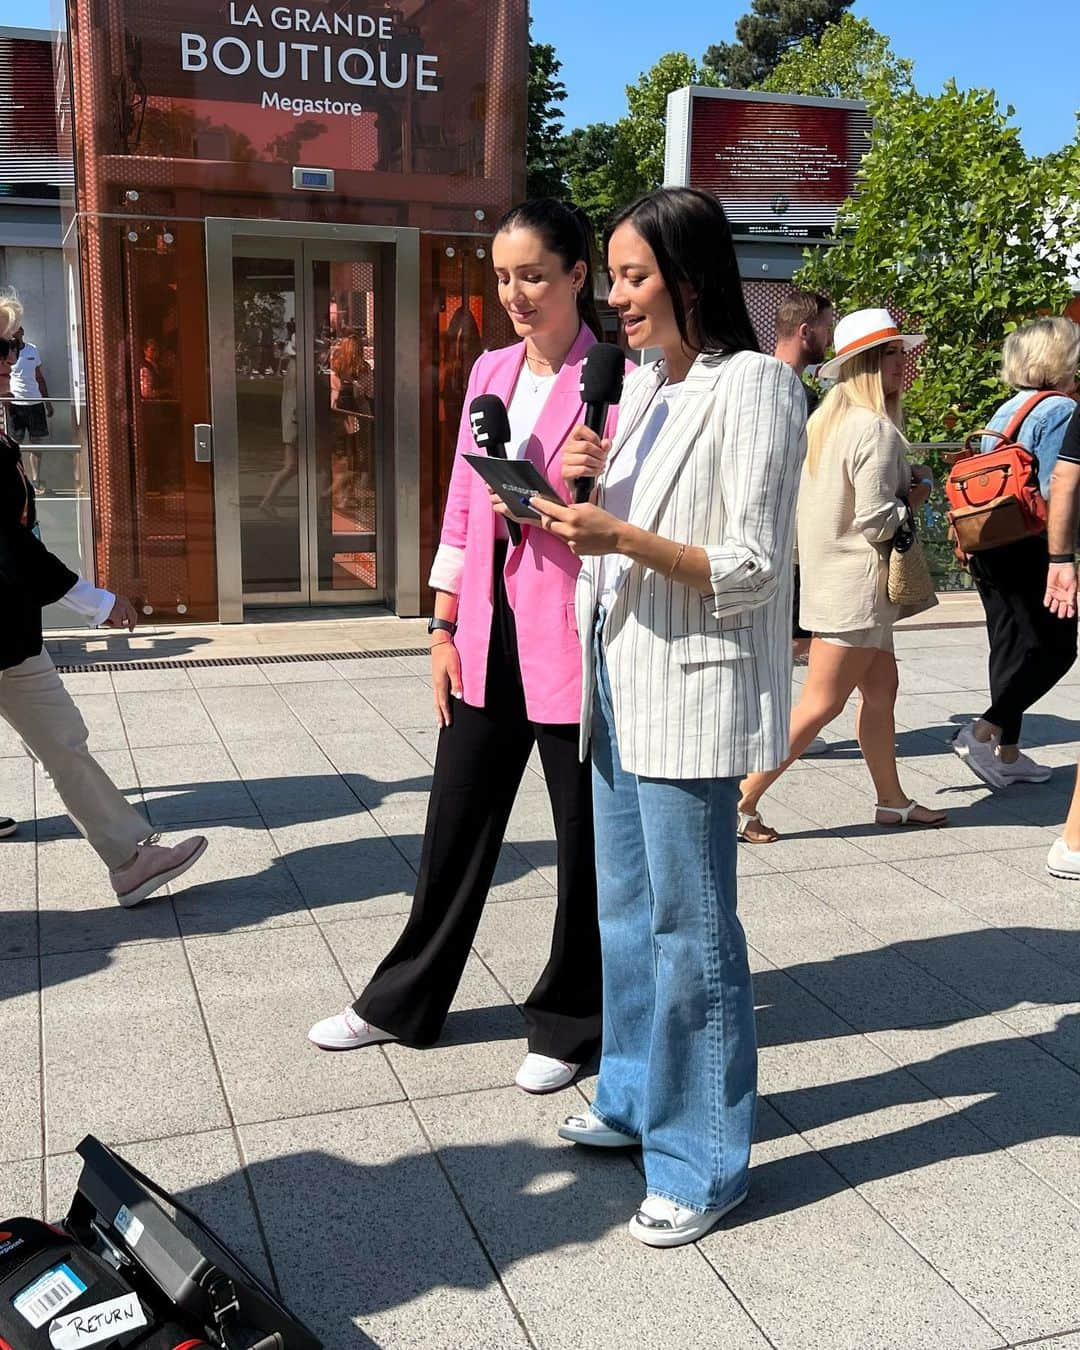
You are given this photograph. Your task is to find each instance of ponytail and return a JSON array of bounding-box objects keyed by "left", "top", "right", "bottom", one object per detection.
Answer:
[{"left": 496, "top": 198, "right": 603, "bottom": 341}]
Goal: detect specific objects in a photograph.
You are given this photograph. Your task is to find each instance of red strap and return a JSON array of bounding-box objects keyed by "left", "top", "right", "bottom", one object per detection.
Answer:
[
  {"left": 1001, "top": 390, "right": 1067, "bottom": 444},
  {"left": 15, "top": 460, "right": 29, "bottom": 528},
  {"left": 170, "top": 1341, "right": 207, "bottom": 1350}
]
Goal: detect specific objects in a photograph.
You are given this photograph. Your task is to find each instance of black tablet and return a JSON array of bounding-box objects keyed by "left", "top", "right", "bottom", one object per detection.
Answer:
[{"left": 463, "top": 454, "right": 562, "bottom": 522}]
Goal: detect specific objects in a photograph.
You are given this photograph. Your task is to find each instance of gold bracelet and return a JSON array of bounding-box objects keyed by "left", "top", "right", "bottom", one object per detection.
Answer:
[{"left": 668, "top": 542, "right": 688, "bottom": 577}]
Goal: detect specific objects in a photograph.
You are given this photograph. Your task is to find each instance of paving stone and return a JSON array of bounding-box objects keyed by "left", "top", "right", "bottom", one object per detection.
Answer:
[
  {"left": 0, "top": 1158, "right": 42, "bottom": 1220},
  {"left": 117, "top": 689, "right": 222, "bottom": 749},
  {"left": 109, "top": 666, "right": 194, "bottom": 693},
  {"left": 274, "top": 680, "right": 386, "bottom": 741},
  {"left": 331, "top": 655, "right": 409, "bottom": 679},
  {"left": 225, "top": 735, "right": 358, "bottom": 819},
  {"left": 45, "top": 1129, "right": 272, "bottom": 1287},
  {"left": 262, "top": 659, "right": 344, "bottom": 683},
  {"left": 186, "top": 926, "right": 402, "bottom": 1126},
  {"left": 473, "top": 895, "right": 561, "bottom": 1005},
  {"left": 240, "top": 1104, "right": 531, "bottom": 1348},
  {"left": 322, "top": 914, "right": 526, "bottom": 1098},
  {"left": 270, "top": 813, "right": 416, "bottom": 920},
  {"left": 418, "top": 1087, "right": 771, "bottom": 1350},
  {"left": 185, "top": 662, "right": 271, "bottom": 687},
  {"left": 55, "top": 670, "right": 115, "bottom": 696},
  {"left": 702, "top": 1102, "right": 1004, "bottom": 1350},
  {"left": 0, "top": 959, "right": 41, "bottom": 1163},
  {"left": 41, "top": 941, "right": 228, "bottom": 1152},
  {"left": 134, "top": 742, "right": 256, "bottom": 826},
  {"left": 318, "top": 730, "right": 434, "bottom": 810},
  {"left": 168, "top": 818, "right": 309, "bottom": 937},
  {"left": 0, "top": 836, "right": 37, "bottom": 958},
  {"left": 355, "top": 676, "right": 441, "bottom": 730},
  {"left": 197, "top": 684, "right": 306, "bottom": 742},
  {"left": 72, "top": 692, "right": 128, "bottom": 753}
]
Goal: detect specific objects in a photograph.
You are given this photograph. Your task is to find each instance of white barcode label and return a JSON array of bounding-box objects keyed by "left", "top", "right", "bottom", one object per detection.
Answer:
[{"left": 12, "top": 1262, "right": 87, "bottom": 1329}]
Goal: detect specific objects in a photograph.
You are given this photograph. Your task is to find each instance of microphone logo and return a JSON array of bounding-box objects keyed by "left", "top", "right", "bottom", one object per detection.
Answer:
[{"left": 469, "top": 410, "right": 489, "bottom": 444}]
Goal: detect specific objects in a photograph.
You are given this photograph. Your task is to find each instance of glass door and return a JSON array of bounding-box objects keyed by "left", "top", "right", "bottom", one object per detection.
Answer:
[{"left": 229, "top": 239, "right": 385, "bottom": 606}]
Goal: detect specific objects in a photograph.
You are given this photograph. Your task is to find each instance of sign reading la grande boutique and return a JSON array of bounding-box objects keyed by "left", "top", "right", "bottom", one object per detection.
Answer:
[{"left": 129, "top": 0, "right": 443, "bottom": 118}]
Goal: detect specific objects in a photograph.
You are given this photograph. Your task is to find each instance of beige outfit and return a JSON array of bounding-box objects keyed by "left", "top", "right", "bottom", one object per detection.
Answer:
[
  {"left": 796, "top": 406, "right": 936, "bottom": 642},
  {"left": 0, "top": 651, "right": 148, "bottom": 867}
]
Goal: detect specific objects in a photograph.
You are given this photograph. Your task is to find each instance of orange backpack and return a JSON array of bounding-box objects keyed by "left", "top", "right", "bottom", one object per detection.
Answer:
[{"left": 944, "top": 391, "right": 1058, "bottom": 556}]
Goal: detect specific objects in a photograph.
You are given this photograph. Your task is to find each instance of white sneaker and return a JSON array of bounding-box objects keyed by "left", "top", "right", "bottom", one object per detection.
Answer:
[
  {"left": 995, "top": 750, "right": 1051, "bottom": 784},
  {"left": 1047, "top": 838, "right": 1080, "bottom": 880},
  {"left": 109, "top": 833, "right": 208, "bottom": 907},
  {"left": 952, "top": 723, "right": 1007, "bottom": 789},
  {"left": 627, "top": 1189, "right": 748, "bottom": 1248},
  {"left": 802, "top": 737, "right": 828, "bottom": 756},
  {"left": 515, "top": 1053, "right": 579, "bottom": 1094},
  {"left": 557, "top": 1110, "right": 637, "bottom": 1148},
  {"left": 307, "top": 1007, "right": 397, "bottom": 1051}
]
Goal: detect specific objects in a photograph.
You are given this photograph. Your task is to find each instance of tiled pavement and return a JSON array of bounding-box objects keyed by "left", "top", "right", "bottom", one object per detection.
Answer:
[{"left": 4, "top": 618, "right": 1080, "bottom": 1348}]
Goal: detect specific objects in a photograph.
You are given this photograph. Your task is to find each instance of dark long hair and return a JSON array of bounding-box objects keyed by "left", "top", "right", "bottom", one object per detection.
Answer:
[
  {"left": 606, "top": 188, "right": 759, "bottom": 356},
  {"left": 496, "top": 198, "right": 603, "bottom": 340}
]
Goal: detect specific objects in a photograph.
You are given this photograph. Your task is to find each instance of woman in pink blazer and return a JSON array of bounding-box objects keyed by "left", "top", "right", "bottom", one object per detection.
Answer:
[{"left": 310, "top": 199, "right": 622, "bottom": 1094}]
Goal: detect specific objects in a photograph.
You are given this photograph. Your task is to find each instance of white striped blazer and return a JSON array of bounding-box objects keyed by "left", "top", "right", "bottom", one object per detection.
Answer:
[{"left": 575, "top": 349, "right": 807, "bottom": 779}]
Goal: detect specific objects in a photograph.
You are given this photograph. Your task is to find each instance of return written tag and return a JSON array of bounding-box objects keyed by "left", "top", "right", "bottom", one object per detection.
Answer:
[{"left": 48, "top": 1291, "right": 148, "bottom": 1348}]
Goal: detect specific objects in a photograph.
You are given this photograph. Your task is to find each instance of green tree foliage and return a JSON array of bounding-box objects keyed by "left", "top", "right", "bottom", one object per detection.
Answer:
[
  {"left": 527, "top": 27, "right": 569, "bottom": 199},
  {"left": 797, "top": 80, "right": 1080, "bottom": 445},
  {"left": 624, "top": 52, "right": 719, "bottom": 192},
  {"left": 562, "top": 122, "right": 643, "bottom": 249},
  {"left": 759, "top": 13, "right": 914, "bottom": 99},
  {"left": 704, "top": 0, "right": 853, "bottom": 89}
]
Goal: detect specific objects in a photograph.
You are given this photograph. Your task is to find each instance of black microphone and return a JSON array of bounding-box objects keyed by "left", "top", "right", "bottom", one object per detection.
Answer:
[
  {"left": 469, "top": 393, "right": 521, "bottom": 546},
  {"left": 576, "top": 343, "right": 625, "bottom": 503}
]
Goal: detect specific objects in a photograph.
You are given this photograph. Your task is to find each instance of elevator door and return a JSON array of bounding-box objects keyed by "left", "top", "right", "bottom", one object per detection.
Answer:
[{"left": 230, "top": 240, "right": 384, "bottom": 605}]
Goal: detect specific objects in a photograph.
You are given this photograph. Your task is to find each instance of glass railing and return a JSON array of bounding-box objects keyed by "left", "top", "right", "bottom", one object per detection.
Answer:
[{"left": 0, "top": 396, "right": 87, "bottom": 498}]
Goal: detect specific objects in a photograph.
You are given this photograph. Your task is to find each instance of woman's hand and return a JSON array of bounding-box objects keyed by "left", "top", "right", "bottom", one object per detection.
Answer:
[
  {"left": 560, "top": 425, "right": 611, "bottom": 490},
  {"left": 908, "top": 465, "right": 933, "bottom": 511},
  {"left": 486, "top": 485, "right": 532, "bottom": 525},
  {"left": 529, "top": 496, "right": 624, "bottom": 557},
  {"left": 104, "top": 595, "right": 138, "bottom": 631},
  {"left": 1045, "top": 562, "right": 1078, "bottom": 620},
  {"left": 431, "top": 638, "right": 463, "bottom": 728}
]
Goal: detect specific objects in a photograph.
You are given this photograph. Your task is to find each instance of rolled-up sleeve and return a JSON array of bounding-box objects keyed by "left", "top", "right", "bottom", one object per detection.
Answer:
[
  {"left": 427, "top": 355, "right": 486, "bottom": 595},
  {"left": 704, "top": 355, "right": 806, "bottom": 619},
  {"left": 851, "top": 422, "right": 907, "bottom": 544}
]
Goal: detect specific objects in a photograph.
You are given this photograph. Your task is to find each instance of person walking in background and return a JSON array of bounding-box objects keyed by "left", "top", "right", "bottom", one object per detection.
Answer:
[
  {"left": 4, "top": 324, "right": 53, "bottom": 494},
  {"left": 309, "top": 199, "right": 618, "bottom": 1096},
  {"left": 531, "top": 187, "right": 804, "bottom": 1245},
  {"left": 774, "top": 290, "right": 835, "bottom": 753},
  {"left": 737, "top": 307, "right": 946, "bottom": 843},
  {"left": 1039, "top": 402, "right": 1080, "bottom": 877},
  {"left": 953, "top": 317, "right": 1080, "bottom": 790}
]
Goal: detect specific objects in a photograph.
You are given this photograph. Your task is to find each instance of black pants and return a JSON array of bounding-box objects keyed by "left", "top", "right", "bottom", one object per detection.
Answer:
[
  {"left": 969, "top": 534, "right": 1078, "bottom": 745},
  {"left": 354, "top": 553, "right": 601, "bottom": 1061}
]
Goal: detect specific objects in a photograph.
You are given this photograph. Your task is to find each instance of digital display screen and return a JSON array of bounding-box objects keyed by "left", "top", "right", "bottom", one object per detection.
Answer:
[{"left": 301, "top": 171, "right": 329, "bottom": 186}]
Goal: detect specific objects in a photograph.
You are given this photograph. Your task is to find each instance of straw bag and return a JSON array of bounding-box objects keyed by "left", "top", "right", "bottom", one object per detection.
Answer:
[{"left": 887, "top": 502, "right": 934, "bottom": 606}]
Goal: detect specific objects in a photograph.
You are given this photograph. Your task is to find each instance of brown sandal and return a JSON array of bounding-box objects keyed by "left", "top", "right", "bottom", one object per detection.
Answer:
[{"left": 737, "top": 809, "right": 779, "bottom": 844}]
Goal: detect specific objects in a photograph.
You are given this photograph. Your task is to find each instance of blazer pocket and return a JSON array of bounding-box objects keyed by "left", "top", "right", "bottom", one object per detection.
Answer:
[
  {"left": 565, "top": 600, "right": 579, "bottom": 633},
  {"left": 672, "top": 627, "right": 754, "bottom": 666}
]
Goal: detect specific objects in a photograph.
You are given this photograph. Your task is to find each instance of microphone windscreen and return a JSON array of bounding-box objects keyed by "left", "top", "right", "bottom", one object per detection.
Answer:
[
  {"left": 579, "top": 343, "right": 625, "bottom": 407},
  {"left": 469, "top": 393, "right": 512, "bottom": 449}
]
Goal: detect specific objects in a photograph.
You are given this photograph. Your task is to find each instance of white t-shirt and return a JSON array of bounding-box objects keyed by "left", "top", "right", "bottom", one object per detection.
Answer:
[
  {"left": 506, "top": 363, "right": 557, "bottom": 459},
  {"left": 9, "top": 342, "right": 42, "bottom": 404},
  {"left": 599, "top": 380, "right": 682, "bottom": 608}
]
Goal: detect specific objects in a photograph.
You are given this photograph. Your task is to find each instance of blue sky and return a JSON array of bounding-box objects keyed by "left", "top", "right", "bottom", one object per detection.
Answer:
[{"left": 12, "top": 0, "right": 1079, "bottom": 156}]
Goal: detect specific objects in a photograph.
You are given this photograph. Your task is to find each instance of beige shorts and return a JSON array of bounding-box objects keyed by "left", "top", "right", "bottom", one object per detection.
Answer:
[{"left": 815, "top": 625, "right": 895, "bottom": 653}]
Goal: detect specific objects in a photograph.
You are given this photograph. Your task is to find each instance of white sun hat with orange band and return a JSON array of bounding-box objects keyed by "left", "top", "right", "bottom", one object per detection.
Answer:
[{"left": 817, "top": 306, "right": 925, "bottom": 380}]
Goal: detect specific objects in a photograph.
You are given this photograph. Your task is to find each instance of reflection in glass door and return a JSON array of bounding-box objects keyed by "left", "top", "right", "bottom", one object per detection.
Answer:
[{"left": 231, "top": 241, "right": 384, "bottom": 605}]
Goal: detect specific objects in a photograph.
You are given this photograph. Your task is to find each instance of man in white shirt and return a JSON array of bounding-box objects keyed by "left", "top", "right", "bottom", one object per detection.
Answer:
[{"left": 6, "top": 327, "right": 53, "bottom": 493}]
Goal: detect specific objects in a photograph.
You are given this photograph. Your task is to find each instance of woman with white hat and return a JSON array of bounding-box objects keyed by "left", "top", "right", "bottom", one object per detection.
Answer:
[{"left": 737, "top": 307, "right": 946, "bottom": 842}]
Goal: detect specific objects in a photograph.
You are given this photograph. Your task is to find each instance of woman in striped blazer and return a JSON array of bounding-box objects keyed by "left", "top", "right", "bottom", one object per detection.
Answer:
[{"left": 532, "top": 188, "right": 806, "bottom": 1246}]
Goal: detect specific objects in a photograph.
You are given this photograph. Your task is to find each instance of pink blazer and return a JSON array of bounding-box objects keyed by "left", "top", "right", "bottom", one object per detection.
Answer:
[{"left": 429, "top": 325, "right": 623, "bottom": 725}]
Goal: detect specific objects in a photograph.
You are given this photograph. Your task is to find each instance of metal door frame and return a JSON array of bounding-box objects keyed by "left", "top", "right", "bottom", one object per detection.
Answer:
[{"left": 206, "top": 218, "right": 421, "bottom": 622}]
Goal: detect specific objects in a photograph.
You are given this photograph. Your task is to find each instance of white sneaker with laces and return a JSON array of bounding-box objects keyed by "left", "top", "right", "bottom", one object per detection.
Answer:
[
  {"left": 557, "top": 1110, "right": 637, "bottom": 1148},
  {"left": 628, "top": 1189, "right": 748, "bottom": 1248},
  {"left": 307, "top": 1007, "right": 397, "bottom": 1051},
  {"left": 1047, "top": 838, "right": 1080, "bottom": 880},
  {"left": 994, "top": 750, "right": 1051, "bottom": 784},
  {"left": 952, "top": 723, "right": 1006, "bottom": 789},
  {"left": 515, "top": 1053, "right": 579, "bottom": 1094},
  {"left": 109, "top": 833, "right": 207, "bottom": 907}
]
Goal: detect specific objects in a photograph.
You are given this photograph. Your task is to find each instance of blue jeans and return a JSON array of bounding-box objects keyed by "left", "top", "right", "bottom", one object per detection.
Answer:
[{"left": 590, "top": 620, "right": 757, "bottom": 1211}]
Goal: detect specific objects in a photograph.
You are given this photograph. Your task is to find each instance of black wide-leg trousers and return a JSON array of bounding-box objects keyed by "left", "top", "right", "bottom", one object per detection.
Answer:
[{"left": 354, "top": 553, "right": 601, "bottom": 1062}]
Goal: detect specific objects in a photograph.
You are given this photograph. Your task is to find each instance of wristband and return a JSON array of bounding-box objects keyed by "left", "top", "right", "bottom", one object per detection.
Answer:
[{"left": 1048, "top": 554, "right": 1075, "bottom": 564}]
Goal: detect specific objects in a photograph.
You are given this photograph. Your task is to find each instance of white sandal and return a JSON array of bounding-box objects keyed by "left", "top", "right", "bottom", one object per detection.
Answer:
[
  {"left": 874, "top": 800, "right": 947, "bottom": 829},
  {"left": 737, "top": 809, "right": 779, "bottom": 844}
]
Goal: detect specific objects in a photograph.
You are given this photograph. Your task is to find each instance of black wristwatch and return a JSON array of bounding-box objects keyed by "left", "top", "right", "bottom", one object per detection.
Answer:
[
  {"left": 1048, "top": 554, "right": 1076, "bottom": 564},
  {"left": 428, "top": 616, "right": 457, "bottom": 638}
]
